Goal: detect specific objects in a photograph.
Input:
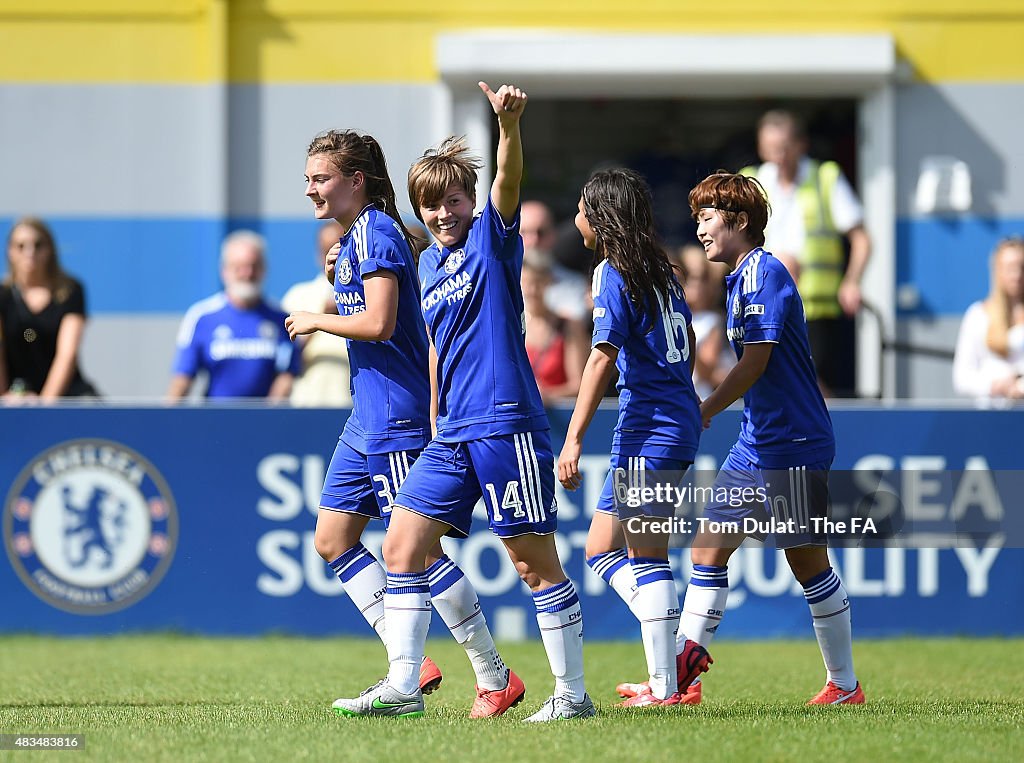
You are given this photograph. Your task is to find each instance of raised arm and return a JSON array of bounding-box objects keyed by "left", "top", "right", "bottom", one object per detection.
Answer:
[{"left": 479, "top": 81, "right": 527, "bottom": 224}]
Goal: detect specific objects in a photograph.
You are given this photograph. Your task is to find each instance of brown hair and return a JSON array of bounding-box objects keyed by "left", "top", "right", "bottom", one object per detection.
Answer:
[
  {"left": 582, "top": 168, "right": 678, "bottom": 331},
  {"left": 985, "top": 237, "right": 1024, "bottom": 357},
  {"left": 407, "top": 137, "right": 481, "bottom": 222},
  {"left": 688, "top": 171, "right": 771, "bottom": 248},
  {"left": 307, "top": 130, "right": 422, "bottom": 258},
  {"left": 5, "top": 217, "right": 75, "bottom": 301}
]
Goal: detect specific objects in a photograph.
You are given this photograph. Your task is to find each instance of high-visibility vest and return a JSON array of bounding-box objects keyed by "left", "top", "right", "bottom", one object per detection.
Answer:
[{"left": 741, "top": 161, "right": 845, "bottom": 321}]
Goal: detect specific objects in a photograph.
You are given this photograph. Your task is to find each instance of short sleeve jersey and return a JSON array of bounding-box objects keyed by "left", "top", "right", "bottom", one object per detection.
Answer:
[
  {"left": 591, "top": 259, "right": 702, "bottom": 460},
  {"left": 0, "top": 278, "right": 90, "bottom": 394},
  {"left": 723, "top": 248, "right": 835, "bottom": 467},
  {"left": 418, "top": 198, "right": 547, "bottom": 442},
  {"left": 333, "top": 206, "right": 430, "bottom": 454},
  {"left": 172, "top": 294, "right": 300, "bottom": 398}
]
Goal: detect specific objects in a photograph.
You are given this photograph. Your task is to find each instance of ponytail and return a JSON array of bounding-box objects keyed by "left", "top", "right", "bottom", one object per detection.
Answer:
[{"left": 308, "top": 130, "right": 424, "bottom": 262}]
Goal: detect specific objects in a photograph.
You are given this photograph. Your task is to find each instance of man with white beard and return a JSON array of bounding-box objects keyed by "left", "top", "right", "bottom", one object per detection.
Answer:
[{"left": 167, "top": 230, "right": 300, "bottom": 400}]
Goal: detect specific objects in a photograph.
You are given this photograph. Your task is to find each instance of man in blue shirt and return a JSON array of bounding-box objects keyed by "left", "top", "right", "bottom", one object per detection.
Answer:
[
  {"left": 677, "top": 171, "right": 863, "bottom": 706},
  {"left": 168, "top": 230, "right": 299, "bottom": 400}
]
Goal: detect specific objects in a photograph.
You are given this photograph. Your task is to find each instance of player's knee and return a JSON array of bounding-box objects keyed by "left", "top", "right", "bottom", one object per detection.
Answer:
[
  {"left": 584, "top": 539, "right": 617, "bottom": 560},
  {"left": 313, "top": 528, "right": 345, "bottom": 562},
  {"left": 382, "top": 533, "right": 419, "bottom": 573},
  {"left": 785, "top": 548, "right": 829, "bottom": 583},
  {"left": 513, "top": 559, "right": 543, "bottom": 590},
  {"left": 691, "top": 544, "right": 731, "bottom": 568}
]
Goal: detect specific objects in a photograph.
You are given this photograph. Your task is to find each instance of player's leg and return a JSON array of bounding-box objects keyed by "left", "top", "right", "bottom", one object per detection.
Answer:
[
  {"left": 584, "top": 474, "right": 638, "bottom": 615},
  {"left": 502, "top": 532, "right": 593, "bottom": 721},
  {"left": 332, "top": 504, "right": 446, "bottom": 719},
  {"left": 368, "top": 448, "right": 506, "bottom": 697},
  {"left": 615, "top": 457, "right": 682, "bottom": 705},
  {"left": 423, "top": 541, "right": 513, "bottom": 698},
  {"left": 780, "top": 464, "right": 862, "bottom": 705},
  {"left": 316, "top": 440, "right": 389, "bottom": 642},
  {"left": 621, "top": 540, "right": 679, "bottom": 705},
  {"left": 332, "top": 441, "right": 467, "bottom": 718},
  {"left": 315, "top": 510, "right": 384, "bottom": 638},
  {"left": 680, "top": 449, "right": 756, "bottom": 651},
  {"left": 472, "top": 431, "right": 593, "bottom": 721}
]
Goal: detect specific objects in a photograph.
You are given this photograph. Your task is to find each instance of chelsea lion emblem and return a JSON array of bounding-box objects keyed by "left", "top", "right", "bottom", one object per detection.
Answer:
[
  {"left": 337, "top": 256, "right": 353, "bottom": 285},
  {"left": 3, "top": 439, "right": 178, "bottom": 614},
  {"left": 444, "top": 249, "right": 466, "bottom": 275}
]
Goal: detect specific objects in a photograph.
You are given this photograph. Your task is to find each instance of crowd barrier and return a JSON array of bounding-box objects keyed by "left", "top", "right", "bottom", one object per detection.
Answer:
[{"left": 2, "top": 404, "right": 1021, "bottom": 638}]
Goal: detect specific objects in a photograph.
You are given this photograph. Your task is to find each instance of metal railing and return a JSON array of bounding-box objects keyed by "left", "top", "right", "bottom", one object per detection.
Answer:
[{"left": 859, "top": 300, "right": 956, "bottom": 400}]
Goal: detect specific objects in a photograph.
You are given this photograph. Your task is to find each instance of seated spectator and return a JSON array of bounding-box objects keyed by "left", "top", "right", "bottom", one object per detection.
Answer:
[
  {"left": 522, "top": 200, "right": 590, "bottom": 323},
  {"left": 522, "top": 249, "right": 589, "bottom": 403},
  {"left": 677, "top": 244, "right": 734, "bottom": 400},
  {"left": 282, "top": 221, "right": 351, "bottom": 407},
  {"left": 0, "top": 217, "right": 99, "bottom": 401},
  {"left": 167, "top": 230, "right": 300, "bottom": 401},
  {"left": 953, "top": 237, "right": 1024, "bottom": 401}
]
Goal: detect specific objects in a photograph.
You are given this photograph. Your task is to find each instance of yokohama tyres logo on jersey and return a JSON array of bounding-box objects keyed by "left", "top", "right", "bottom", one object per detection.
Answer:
[
  {"left": 422, "top": 271, "right": 473, "bottom": 310},
  {"left": 3, "top": 439, "right": 178, "bottom": 614}
]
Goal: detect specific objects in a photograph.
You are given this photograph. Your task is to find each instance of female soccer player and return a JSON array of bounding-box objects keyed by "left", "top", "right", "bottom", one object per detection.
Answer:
[
  {"left": 285, "top": 130, "right": 513, "bottom": 717},
  {"left": 333, "top": 83, "right": 594, "bottom": 722},
  {"left": 674, "top": 171, "right": 863, "bottom": 705},
  {"left": 556, "top": 168, "right": 711, "bottom": 707}
]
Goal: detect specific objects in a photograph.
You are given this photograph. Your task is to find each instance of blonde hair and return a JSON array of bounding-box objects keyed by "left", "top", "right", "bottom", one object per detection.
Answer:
[
  {"left": 407, "top": 137, "right": 481, "bottom": 221},
  {"left": 985, "top": 237, "right": 1024, "bottom": 357},
  {"left": 5, "top": 217, "right": 75, "bottom": 302}
]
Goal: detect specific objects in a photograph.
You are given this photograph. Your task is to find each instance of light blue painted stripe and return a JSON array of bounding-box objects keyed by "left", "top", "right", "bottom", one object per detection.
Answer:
[
  {"left": 0, "top": 217, "right": 327, "bottom": 313},
  {"left": 7, "top": 215, "right": 1023, "bottom": 318},
  {"left": 896, "top": 216, "right": 1024, "bottom": 317}
]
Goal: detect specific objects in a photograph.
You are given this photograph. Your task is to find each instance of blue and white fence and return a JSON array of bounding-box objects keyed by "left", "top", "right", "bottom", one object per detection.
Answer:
[{"left": 2, "top": 405, "right": 1021, "bottom": 638}]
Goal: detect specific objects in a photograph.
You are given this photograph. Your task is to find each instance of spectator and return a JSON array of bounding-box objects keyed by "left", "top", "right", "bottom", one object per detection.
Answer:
[
  {"left": 677, "top": 244, "right": 734, "bottom": 400},
  {"left": 522, "top": 249, "right": 589, "bottom": 403},
  {"left": 0, "top": 217, "right": 99, "bottom": 400},
  {"left": 166, "top": 230, "right": 300, "bottom": 401},
  {"left": 742, "top": 109, "right": 871, "bottom": 398},
  {"left": 281, "top": 221, "right": 352, "bottom": 407},
  {"left": 522, "top": 200, "right": 589, "bottom": 323},
  {"left": 953, "top": 237, "right": 1024, "bottom": 401}
]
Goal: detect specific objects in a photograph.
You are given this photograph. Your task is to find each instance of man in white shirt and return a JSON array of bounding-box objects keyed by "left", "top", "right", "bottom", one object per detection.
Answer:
[
  {"left": 281, "top": 222, "right": 351, "bottom": 406},
  {"left": 743, "top": 110, "right": 871, "bottom": 398}
]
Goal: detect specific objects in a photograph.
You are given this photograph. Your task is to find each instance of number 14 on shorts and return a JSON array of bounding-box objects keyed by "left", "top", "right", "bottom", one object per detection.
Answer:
[{"left": 485, "top": 481, "right": 527, "bottom": 521}]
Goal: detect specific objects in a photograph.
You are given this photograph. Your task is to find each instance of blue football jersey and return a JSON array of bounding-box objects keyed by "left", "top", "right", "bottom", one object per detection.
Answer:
[
  {"left": 334, "top": 206, "right": 431, "bottom": 455},
  {"left": 723, "top": 248, "right": 835, "bottom": 467},
  {"left": 173, "top": 294, "right": 300, "bottom": 398},
  {"left": 591, "top": 259, "right": 702, "bottom": 460},
  {"left": 418, "top": 198, "right": 547, "bottom": 442}
]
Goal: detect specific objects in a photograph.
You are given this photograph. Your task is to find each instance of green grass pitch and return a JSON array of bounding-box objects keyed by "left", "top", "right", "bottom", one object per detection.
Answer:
[{"left": 1, "top": 636, "right": 1022, "bottom": 762}]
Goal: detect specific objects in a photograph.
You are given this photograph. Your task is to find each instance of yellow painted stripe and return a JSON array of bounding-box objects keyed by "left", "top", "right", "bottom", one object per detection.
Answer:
[{"left": 0, "top": 2, "right": 1023, "bottom": 83}]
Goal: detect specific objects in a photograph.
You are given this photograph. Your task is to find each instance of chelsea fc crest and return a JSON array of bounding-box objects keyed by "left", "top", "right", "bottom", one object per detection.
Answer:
[
  {"left": 3, "top": 439, "right": 178, "bottom": 615},
  {"left": 338, "top": 256, "right": 353, "bottom": 285},
  {"left": 444, "top": 249, "right": 466, "bottom": 274}
]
